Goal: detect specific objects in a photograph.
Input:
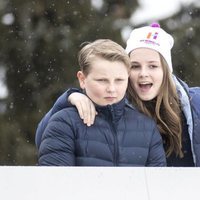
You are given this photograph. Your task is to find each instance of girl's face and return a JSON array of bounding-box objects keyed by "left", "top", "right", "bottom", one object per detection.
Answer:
[
  {"left": 129, "top": 48, "right": 164, "bottom": 101},
  {"left": 77, "top": 57, "right": 129, "bottom": 106}
]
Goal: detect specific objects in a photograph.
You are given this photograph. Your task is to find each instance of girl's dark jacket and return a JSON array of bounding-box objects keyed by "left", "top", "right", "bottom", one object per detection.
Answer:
[
  {"left": 173, "top": 76, "right": 200, "bottom": 166},
  {"left": 38, "top": 95, "right": 166, "bottom": 166}
]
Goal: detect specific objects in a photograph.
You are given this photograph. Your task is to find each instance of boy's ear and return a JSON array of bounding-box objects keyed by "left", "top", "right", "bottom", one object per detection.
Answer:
[{"left": 77, "top": 71, "right": 86, "bottom": 89}]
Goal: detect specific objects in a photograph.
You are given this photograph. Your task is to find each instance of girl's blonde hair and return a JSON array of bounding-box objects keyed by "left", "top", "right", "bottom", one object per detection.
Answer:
[{"left": 127, "top": 54, "right": 183, "bottom": 157}]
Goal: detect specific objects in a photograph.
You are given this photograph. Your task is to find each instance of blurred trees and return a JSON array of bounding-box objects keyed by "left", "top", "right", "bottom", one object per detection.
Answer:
[
  {"left": 167, "top": 5, "right": 200, "bottom": 85},
  {"left": 0, "top": 0, "right": 199, "bottom": 165}
]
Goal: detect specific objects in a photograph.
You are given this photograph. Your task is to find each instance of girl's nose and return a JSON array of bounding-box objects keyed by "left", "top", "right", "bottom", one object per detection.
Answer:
[{"left": 139, "top": 67, "right": 149, "bottom": 77}]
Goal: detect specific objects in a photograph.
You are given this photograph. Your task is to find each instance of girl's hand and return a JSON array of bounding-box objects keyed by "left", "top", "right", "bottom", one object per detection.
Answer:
[{"left": 68, "top": 93, "right": 97, "bottom": 126}]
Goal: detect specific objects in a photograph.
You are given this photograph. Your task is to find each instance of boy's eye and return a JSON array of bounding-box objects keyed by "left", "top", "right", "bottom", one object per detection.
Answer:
[
  {"left": 97, "top": 79, "right": 107, "bottom": 82},
  {"left": 116, "top": 79, "right": 124, "bottom": 82}
]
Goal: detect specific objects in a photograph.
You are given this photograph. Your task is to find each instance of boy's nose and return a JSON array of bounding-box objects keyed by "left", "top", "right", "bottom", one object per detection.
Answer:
[{"left": 106, "top": 83, "right": 116, "bottom": 93}]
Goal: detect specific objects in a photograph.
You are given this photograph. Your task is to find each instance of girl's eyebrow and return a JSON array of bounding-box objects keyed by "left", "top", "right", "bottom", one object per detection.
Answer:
[
  {"left": 130, "top": 60, "right": 160, "bottom": 64},
  {"left": 148, "top": 60, "right": 160, "bottom": 64}
]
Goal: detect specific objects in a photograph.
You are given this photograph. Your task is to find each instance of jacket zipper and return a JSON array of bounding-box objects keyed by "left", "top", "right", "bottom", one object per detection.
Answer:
[{"left": 109, "top": 105, "right": 119, "bottom": 166}]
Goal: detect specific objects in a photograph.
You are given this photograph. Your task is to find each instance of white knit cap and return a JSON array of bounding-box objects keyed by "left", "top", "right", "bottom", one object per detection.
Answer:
[{"left": 126, "top": 23, "right": 174, "bottom": 72}]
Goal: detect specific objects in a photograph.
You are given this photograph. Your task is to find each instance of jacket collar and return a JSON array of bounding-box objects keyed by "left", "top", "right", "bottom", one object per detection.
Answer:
[
  {"left": 95, "top": 97, "right": 126, "bottom": 123},
  {"left": 172, "top": 75, "right": 193, "bottom": 134},
  {"left": 173, "top": 75, "right": 195, "bottom": 163}
]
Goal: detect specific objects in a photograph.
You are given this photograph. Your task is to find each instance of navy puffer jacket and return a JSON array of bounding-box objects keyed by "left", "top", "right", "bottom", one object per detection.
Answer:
[
  {"left": 38, "top": 97, "right": 166, "bottom": 166},
  {"left": 173, "top": 76, "right": 200, "bottom": 166}
]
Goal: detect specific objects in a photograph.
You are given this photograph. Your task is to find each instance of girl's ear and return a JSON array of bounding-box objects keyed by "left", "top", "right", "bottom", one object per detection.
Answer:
[{"left": 77, "top": 71, "right": 86, "bottom": 89}]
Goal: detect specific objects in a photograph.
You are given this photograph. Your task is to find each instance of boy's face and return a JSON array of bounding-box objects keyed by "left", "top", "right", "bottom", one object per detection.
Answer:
[{"left": 77, "top": 57, "right": 129, "bottom": 106}]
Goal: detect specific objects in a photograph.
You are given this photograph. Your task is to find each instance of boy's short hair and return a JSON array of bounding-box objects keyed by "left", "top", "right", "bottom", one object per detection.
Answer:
[{"left": 78, "top": 39, "right": 131, "bottom": 75}]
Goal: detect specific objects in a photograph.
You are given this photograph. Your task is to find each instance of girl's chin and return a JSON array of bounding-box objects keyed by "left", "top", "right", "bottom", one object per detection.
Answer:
[{"left": 138, "top": 94, "right": 156, "bottom": 101}]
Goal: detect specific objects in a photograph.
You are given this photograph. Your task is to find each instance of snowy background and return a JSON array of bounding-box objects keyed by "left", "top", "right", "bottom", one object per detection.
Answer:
[{"left": 0, "top": 0, "right": 199, "bottom": 99}]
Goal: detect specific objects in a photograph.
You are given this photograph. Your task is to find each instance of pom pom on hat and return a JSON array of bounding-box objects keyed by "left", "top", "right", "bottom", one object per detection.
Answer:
[
  {"left": 150, "top": 22, "right": 160, "bottom": 28},
  {"left": 126, "top": 23, "right": 174, "bottom": 72}
]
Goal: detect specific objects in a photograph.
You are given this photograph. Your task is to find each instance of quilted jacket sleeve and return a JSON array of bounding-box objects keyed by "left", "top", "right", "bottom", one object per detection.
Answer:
[
  {"left": 146, "top": 124, "right": 167, "bottom": 166},
  {"left": 35, "top": 88, "right": 81, "bottom": 149},
  {"left": 38, "top": 109, "right": 76, "bottom": 166}
]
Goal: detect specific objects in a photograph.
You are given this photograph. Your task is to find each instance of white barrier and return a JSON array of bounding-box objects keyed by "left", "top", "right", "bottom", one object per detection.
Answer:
[{"left": 0, "top": 167, "right": 199, "bottom": 200}]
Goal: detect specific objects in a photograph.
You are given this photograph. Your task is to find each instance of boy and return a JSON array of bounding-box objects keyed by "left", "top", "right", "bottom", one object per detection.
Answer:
[{"left": 38, "top": 39, "right": 166, "bottom": 166}]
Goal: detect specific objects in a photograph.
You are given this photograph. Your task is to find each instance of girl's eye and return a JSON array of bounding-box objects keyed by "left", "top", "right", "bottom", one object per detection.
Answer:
[
  {"left": 131, "top": 65, "right": 139, "bottom": 69},
  {"left": 149, "top": 65, "right": 158, "bottom": 69}
]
